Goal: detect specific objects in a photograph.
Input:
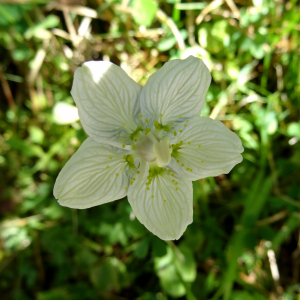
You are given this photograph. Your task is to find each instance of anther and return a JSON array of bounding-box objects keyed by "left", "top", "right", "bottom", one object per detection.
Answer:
[
  {"left": 174, "top": 132, "right": 177, "bottom": 136},
  {"left": 125, "top": 187, "right": 128, "bottom": 190},
  {"left": 116, "top": 173, "right": 119, "bottom": 176},
  {"left": 109, "top": 156, "right": 112, "bottom": 159},
  {"left": 106, "top": 166, "right": 110, "bottom": 168},
  {"left": 188, "top": 142, "right": 191, "bottom": 145},
  {"left": 122, "top": 123, "right": 126, "bottom": 126},
  {"left": 122, "top": 144, "right": 125, "bottom": 148},
  {"left": 132, "top": 145, "right": 136, "bottom": 150},
  {"left": 139, "top": 114, "right": 143, "bottom": 118}
]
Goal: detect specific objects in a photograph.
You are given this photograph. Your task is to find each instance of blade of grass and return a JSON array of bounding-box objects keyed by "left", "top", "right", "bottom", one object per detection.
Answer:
[{"left": 222, "top": 173, "right": 273, "bottom": 300}]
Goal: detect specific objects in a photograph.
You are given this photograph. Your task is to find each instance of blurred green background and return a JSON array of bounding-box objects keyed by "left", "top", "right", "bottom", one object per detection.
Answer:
[{"left": 0, "top": 0, "right": 299, "bottom": 299}]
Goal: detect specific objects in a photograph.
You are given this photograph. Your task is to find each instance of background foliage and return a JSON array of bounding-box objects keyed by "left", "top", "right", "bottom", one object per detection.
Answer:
[{"left": 0, "top": 0, "right": 299, "bottom": 299}]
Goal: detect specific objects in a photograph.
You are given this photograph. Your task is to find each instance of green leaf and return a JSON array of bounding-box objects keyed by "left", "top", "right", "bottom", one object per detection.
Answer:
[
  {"left": 7, "top": 136, "right": 44, "bottom": 158},
  {"left": 155, "top": 246, "right": 186, "bottom": 298},
  {"left": 152, "top": 237, "right": 167, "bottom": 257},
  {"left": 287, "top": 122, "right": 300, "bottom": 139},
  {"left": 42, "top": 15, "right": 60, "bottom": 28},
  {"left": 132, "top": 0, "right": 158, "bottom": 27},
  {"left": 90, "top": 259, "right": 120, "bottom": 292},
  {"left": 174, "top": 245, "right": 196, "bottom": 283},
  {"left": 0, "top": 4, "right": 24, "bottom": 26},
  {"left": 134, "top": 238, "right": 150, "bottom": 258},
  {"left": 29, "top": 125, "right": 44, "bottom": 144}
]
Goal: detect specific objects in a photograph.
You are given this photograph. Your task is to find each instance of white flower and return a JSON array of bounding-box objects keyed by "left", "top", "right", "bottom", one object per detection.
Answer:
[{"left": 53, "top": 56, "right": 244, "bottom": 240}]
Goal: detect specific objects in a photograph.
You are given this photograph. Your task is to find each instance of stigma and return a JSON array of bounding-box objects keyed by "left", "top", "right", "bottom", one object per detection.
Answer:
[{"left": 135, "top": 133, "right": 172, "bottom": 167}]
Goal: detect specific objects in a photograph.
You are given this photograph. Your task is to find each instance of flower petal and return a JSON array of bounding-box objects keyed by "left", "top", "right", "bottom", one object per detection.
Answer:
[
  {"left": 139, "top": 56, "right": 211, "bottom": 124},
  {"left": 71, "top": 61, "right": 142, "bottom": 146},
  {"left": 169, "top": 117, "right": 244, "bottom": 180},
  {"left": 54, "top": 137, "right": 129, "bottom": 209},
  {"left": 128, "top": 171, "right": 193, "bottom": 240}
]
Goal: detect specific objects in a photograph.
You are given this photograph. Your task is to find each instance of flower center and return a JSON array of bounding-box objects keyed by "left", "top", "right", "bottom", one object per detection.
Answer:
[{"left": 136, "top": 133, "right": 172, "bottom": 167}]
